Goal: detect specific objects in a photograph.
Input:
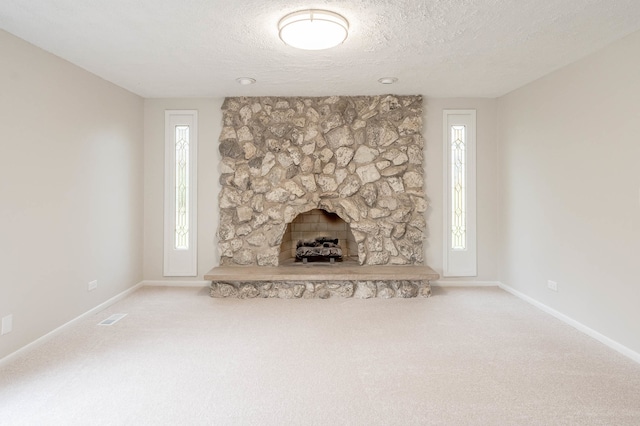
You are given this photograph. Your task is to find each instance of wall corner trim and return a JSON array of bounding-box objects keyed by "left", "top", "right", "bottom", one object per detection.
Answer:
[
  {"left": 498, "top": 282, "right": 640, "bottom": 365},
  {"left": 0, "top": 282, "right": 144, "bottom": 368}
]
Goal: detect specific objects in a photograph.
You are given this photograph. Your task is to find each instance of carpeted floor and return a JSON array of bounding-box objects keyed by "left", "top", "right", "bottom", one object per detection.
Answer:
[{"left": 1, "top": 286, "right": 639, "bottom": 425}]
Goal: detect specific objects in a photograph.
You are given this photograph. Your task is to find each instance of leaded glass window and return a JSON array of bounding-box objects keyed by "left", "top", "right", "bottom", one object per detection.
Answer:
[
  {"left": 175, "top": 125, "right": 189, "bottom": 250},
  {"left": 451, "top": 125, "right": 466, "bottom": 250},
  {"left": 443, "top": 109, "right": 476, "bottom": 277}
]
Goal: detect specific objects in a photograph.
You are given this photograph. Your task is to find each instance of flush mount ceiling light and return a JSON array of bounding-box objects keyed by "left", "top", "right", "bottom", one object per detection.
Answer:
[{"left": 278, "top": 9, "right": 349, "bottom": 50}]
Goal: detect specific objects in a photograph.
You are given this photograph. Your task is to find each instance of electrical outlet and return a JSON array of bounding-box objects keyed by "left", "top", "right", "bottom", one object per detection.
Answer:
[
  {"left": 88, "top": 280, "right": 98, "bottom": 291},
  {"left": 547, "top": 280, "right": 558, "bottom": 292},
  {"left": 1, "top": 314, "right": 13, "bottom": 335}
]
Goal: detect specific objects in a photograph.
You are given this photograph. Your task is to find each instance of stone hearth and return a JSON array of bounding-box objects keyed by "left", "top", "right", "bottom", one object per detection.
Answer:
[{"left": 205, "top": 265, "right": 438, "bottom": 299}]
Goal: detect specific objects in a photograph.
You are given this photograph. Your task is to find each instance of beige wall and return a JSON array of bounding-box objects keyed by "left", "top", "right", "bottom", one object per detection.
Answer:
[
  {"left": 497, "top": 30, "right": 640, "bottom": 354},
  {"left": 143, "top": 98, "right": 222, "bottom": 280},
  {"left": 0, "top": 30, "right": 144, "bottom": 359},
  {"left": 424, "top": 98, "right": 499, "bottom": 282}
]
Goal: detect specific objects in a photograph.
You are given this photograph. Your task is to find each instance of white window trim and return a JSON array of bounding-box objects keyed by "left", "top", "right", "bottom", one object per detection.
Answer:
[
  {"left": 164, "top": 110, "right": 198, "bottom": 276},
  {"left": 443, "top": 109, "right": 477, "bottom": 277}
]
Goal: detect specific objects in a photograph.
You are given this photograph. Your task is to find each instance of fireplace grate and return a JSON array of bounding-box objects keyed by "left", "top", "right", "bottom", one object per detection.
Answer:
[{"left": 296, "top": 236, "right": 343, "bottom": 262}]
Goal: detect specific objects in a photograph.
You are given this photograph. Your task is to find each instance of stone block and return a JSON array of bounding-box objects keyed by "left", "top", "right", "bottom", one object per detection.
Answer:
[
  {"left": 356, "top": 164, "right": 381, "bottom": 184},
  {"left": 325, "top": 125, "right": 355, "bottom": 149},
  {"left": 353, "top": 146, "right": 379, "bottom": 164},
  {"left": 354, "top": 281, "right": 377, "bottom": 298},
  {"left": 238, "top": 284, "right": 260, "bottom": 299}
]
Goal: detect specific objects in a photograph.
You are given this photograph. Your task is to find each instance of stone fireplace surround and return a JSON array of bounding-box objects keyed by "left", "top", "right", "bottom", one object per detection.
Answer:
[{"left": 206, "top": 95, "right": 439, "bottom": 298}]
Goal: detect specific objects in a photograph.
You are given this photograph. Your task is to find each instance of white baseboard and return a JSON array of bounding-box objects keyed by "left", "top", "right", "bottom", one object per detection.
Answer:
[
  {"left": 498, "top": 282, "right": 640, "bottom": 365},
  {"left": 0, "top": 282, "right": 144, "bottom": 368},
  {"left": 432, "top": 280, "right": 500, "bottom": 287},
  {"left": 141, "top": 280, "right": 210, "bottom": 288}
]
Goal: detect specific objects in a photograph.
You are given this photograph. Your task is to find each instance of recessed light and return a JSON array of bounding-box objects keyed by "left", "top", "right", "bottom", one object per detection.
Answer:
[
  {"left": 378, "top": 77, "right": 398, "bottom": 85},
  {"left": 236, "top": 77, "right": 256, "bottom": 85}
]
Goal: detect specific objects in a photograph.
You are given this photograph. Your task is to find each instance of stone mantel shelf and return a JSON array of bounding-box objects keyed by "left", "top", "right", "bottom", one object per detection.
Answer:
[{"left": 205, "top": 264, "right": 439, "bottom": 283}]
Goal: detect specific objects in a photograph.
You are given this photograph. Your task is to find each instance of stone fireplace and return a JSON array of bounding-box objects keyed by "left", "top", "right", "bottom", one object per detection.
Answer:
[
  {"left": 217, "top": 95, "right": 427, "bottom": 267},
  {"left": 206, "top": 94, "right": 439, "bottom": 298}
]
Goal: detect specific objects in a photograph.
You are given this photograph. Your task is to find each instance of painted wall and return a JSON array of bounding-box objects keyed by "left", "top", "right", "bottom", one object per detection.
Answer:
[
  {"left": 0, "top": 30, "right": 144, "bottom": 359},
  {"left": 424, "top": 98, "right": 499, "bottom": 282},
  {"left": 143, "top": 99, "right": 222, "bottom": 281},
  {"left": 497, "top": 30, "right": 640, "bottom": 354}
]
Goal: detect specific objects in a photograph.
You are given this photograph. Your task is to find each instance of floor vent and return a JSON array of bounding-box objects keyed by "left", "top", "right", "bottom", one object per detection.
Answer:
[{"left": 98, "top": 313, "right": 127, "bottom": 326}]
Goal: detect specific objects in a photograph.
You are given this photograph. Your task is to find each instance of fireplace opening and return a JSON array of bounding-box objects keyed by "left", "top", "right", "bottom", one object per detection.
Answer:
[{"left": 280, "top": 209, "right": 357, "bottom": 264}]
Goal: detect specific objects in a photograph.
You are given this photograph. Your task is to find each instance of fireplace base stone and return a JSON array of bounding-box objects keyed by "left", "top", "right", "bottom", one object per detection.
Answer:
[
  {"left": 209, "top": 280, "right": 431, "bottom": 299},
  {"left": 205, "top": 264, "right": 438, "bottom": 299}
]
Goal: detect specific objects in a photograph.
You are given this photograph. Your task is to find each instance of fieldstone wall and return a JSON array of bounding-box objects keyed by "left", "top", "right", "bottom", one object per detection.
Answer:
[
  {"left": 218, "top": 95, "right": 426, "bottom": 266},
  {"left": 210, "top": 280, "right": 431, "bottom": 299}
]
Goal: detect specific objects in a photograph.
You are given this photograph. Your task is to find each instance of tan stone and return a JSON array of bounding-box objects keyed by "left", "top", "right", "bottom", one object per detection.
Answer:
[
  {"left": 323, "top": 163, "right": 336, "bottom": 175},
  {"left": 220, "top": 126, "right": 237, "bottom": 141},
  {"left": 376, "top": 160, "right": 391, "bottom": 170},
  {"left": 335, "top": 146, "right": 355, "bottom": 167},
  {"left": 398, "top": 116, "right": 422, "bottom": 136},
  {"left": 301, "top": 142, "right": 316, "bottom": 156},
  {"left": 338, "top": 175, "right": 361, "bottom": 198},
  {"left": 356, "top": 164, "right": 381, "bottom": 184},
  {"left": 380, "top": 165, "right": 407, "bottom": 177},
  {"left": 353, "top": 146, "right": 379, "bottom": 164},
  {"left": 403, "top": 170, "right": 423, "bottom": 189},
  {"left": 299, "top": 174, "right": 317, "bottom": 192},
  {"left": 321, "top": 112, "right": 345, "bottom": 133},
  {"left": 237, "top": 126, "right": 253, "bottom": 142},
  {"left": 236, "top": 206, "right": 253, "bottom": 223},
  {"left": 239, "top": 105, "right": 252, "bottom": 124},
  {"left": 319, "top": 147, "right": 334, "bottom": 163},
  {"left": 300, "top": 156, "right": 314, "bottom": 173},
  {"left": 265, "top": 187, "right": 290, "bottom": 203},
  {"left": 246, "top": 232, "right": 266, "bottom": 246},
  {"left": 283, "top": 181, "right": 305, "bottom": 198},
  {"left": 261, "top": 152, "right": 276, "bottom": 176},
  {"left": 325, "top": 125, "right": 355, "bottom": 149},
  {"left": 317, "top": 175, "right": 338, "bottom": 192},
  {"left": 354, "top": 281, "right": 377, "bottom": 298},
  {"left": 243, "top": 142, "right": 257, "bottom": 160}
]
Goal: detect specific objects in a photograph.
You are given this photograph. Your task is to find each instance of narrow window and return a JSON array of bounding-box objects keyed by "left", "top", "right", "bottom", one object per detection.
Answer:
[
  {"left": 174, "top": 125, "right": 190, "bottom": 250},
  {"left": 164, "top": 111, "right": 198, "bottom": 276},
  {"left": 451, "top": 125, "right": 466, "bottom": 250},
  {"left": 443, "top": 110, "right": 476, "bottom": 277}
]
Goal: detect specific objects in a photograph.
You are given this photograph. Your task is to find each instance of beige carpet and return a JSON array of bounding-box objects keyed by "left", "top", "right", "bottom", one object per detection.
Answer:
[{"left": 1, "top": 286, "right": 639, "bottom": 425}]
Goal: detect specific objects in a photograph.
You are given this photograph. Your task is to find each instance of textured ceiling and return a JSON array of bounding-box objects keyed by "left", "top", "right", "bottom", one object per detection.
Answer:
[{"left": 1, "top": 0, "right": 640, "bottom": 98}]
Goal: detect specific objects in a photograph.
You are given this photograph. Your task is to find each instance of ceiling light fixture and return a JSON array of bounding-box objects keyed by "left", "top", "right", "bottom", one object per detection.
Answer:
[
  {"left": 378, "top": 77, "right": 398, "bottom": 85},
  {"left": 236, "top": 77, "right": 256, "bottom": 85},
  {"left": 278, "top": 9, "right": 349, "bottom": 50}
]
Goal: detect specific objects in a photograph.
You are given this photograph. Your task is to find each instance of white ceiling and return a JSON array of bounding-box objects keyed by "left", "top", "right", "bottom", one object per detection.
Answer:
[{"left": 2, "top": 0, "right": 640, "bottom": 98}]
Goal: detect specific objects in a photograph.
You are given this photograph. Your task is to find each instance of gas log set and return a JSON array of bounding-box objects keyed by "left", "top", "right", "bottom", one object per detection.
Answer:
[{"left": 296, "top": 237, "right": 343, "bottom": 263}]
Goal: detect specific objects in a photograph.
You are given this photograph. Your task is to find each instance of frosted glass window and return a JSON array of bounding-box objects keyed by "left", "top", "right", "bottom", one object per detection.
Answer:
[
  {"left": 175, "top": 125, "right": 190, "bottom": 250},
  {"left": 451, "top": 125, "right": 466, "bottom": 250}
]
